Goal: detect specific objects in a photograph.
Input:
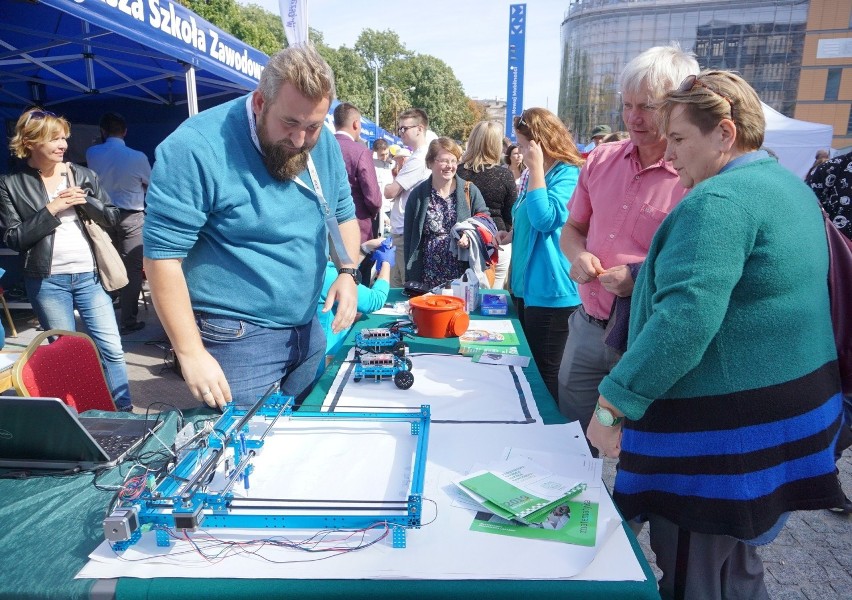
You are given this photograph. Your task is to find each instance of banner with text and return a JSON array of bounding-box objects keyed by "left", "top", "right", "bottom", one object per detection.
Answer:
[
  {"left": 280, "top": 0, "right": 308, "bottom": 47},
  {"left": 505, "top": 3, "right": 526, "bottom": 142},
  {"left": 43, "top": 0, "right": 268, "bottom": 89}
]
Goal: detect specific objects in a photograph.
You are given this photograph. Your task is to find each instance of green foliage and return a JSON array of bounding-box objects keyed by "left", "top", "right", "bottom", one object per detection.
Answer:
[
  {"left": 354, "top": 29, "right": 413, "bottom": 69},
  {"left": 180, "top": 0, "right": 284, "bottom": 56},
  {"left": 178, "top": 2, "right": 478, "bottom": 138}
]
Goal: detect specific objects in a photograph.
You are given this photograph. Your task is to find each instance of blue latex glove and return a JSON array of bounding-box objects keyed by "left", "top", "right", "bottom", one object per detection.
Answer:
[{"left": 372, "top": 238, "right": 395, "bottom": 270}]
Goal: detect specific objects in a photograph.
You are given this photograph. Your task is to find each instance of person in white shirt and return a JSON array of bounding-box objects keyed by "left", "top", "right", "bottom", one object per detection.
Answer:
[
  {"left": 384, "top": 108, "right": 430, "bottom": 287},
  {"left": 86, "top": 112, "right": 151, "bottom": 334},
  {"left": 372, "top": 139, "right": 395, "bottom": 221}
]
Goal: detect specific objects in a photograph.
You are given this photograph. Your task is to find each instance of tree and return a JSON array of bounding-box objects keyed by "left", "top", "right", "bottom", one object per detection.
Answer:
[
  {"left": 318, "top": 45, "right": 373, "bottom": 115},
  {"left": 384, "top": 54, "right": 473, "bottom": 139},
  {"left": 354, "top": 29, "right": 413, "bottom": 71}
]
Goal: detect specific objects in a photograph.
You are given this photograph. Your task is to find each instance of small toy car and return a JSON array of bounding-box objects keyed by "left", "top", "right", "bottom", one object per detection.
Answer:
[
  {"left": 353, "top": 352, "right": 414, "bottom": 389},
  {"left": 354, "top": 327, "right": 408, "bottom": 357}
]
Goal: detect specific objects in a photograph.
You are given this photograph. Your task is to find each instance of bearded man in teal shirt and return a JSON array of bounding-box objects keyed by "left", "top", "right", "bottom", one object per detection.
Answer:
[{"left": 144, "top": 45, "right": 359, "bottom": 409}]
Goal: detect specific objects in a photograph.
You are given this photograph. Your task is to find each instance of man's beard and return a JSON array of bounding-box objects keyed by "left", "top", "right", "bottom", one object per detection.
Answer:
[{"left": 257, "top": 112, "right": 312, "bottom": 181}]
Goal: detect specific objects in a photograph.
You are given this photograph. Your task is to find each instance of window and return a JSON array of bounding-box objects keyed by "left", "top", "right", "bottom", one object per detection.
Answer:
[{"left": 826, "top": 68, "right": 842, "bottom": 102}]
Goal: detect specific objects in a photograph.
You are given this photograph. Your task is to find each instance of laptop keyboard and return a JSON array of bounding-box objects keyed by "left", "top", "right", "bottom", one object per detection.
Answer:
[{"left": 93, "top": 434, "right": 137, "bottom": 461}]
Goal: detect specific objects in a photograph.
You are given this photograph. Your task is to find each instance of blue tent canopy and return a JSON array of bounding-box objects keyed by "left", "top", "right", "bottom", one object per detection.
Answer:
[
  {"left": 0, "top": 0, "right": 267, "bottom": 111},
  {"left": 0, "top": 0, "right": 269, "bottom": 171}
]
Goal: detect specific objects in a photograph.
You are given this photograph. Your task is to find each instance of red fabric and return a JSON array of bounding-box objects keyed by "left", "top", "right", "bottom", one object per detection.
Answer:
[{"left": 19, "top": 335, "right": 115, "bottom": 412}]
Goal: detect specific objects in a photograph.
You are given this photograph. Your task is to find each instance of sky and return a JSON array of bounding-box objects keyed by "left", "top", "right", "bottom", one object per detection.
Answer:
[{"left": 243, "top": 0, "right": 570, "bottom": 110}]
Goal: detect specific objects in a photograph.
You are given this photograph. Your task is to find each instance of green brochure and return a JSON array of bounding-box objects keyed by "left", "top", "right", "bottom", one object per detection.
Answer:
[
  {"left": 456, "top": 461, "right": 586, "bottom": 525},
  {"left": 469, "top": 499, "right": 599, "bottom": 546}
]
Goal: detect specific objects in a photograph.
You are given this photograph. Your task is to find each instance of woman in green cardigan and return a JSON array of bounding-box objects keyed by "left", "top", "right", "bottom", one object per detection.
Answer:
[{"left": 587, "top": 71, "right": 845, "bottom": 599}]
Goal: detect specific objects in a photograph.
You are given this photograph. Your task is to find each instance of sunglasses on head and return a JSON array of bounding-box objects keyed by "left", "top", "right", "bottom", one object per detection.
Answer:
[
  {"left": 514, "top": 110, "right": 529, "bottom": 130},
  {"left": 24, "top": 110, "right": 57, "bottom": 125},
  {"left": 677, "top": 75, "right": 735, "bottom": 119}
]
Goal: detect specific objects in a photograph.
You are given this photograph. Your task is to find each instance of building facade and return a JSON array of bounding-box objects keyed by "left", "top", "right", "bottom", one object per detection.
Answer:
[{"left": 559, "top": 0, "right": 852, "bottom": 148}]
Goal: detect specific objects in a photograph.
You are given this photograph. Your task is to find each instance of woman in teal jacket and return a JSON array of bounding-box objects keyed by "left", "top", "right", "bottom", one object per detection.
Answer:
[{"left": 498, "top": 108, "right": 584, "bottom": 401}]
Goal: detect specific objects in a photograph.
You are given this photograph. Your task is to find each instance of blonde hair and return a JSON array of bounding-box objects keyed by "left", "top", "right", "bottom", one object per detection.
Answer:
[
  {"left": 9, "top": 108, "right": 70, "bottom": 159},
  {"left": 513, "top": 107, "right": 584, "bottom": 167},
  {"left": 425, "top": 137, "right": 462, "bottom": 168},
  {"left": 460, "top": 120, "right": 503, "bottom": 172},
  {"left": 259, "top": 44, "right": 336, "bottom": 104},
  {"left": 658, "top": 70, "right": 765, "bottom": 152}
]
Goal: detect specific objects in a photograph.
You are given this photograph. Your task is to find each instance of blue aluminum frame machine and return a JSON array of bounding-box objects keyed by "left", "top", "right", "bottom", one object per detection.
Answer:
[{"left": 103, "top": 388, "right": 431, "bottom": 550}]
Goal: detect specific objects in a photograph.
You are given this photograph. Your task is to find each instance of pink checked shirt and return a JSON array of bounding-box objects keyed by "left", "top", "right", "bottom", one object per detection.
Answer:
[{"left": 567, "top": 139, "right": 688, "bottom": 320}]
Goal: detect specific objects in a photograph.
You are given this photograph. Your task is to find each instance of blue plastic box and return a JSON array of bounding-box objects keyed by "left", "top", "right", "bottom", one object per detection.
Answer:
[{"left": 480, "top": 293, "right": 508, "bottom": 316}]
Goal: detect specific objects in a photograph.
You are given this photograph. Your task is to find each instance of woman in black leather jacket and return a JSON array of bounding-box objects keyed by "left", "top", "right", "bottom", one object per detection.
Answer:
[{"left": 0, "top": 108, "right": 132, "bottom": 410}]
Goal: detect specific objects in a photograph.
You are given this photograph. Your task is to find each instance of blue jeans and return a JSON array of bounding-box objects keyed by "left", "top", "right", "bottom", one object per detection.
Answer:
[
  {"left": 196, "top": 313, "right": 325, "bottom": 407},
  {"left": 25, "top": 272, "right": 131, "bottom": 408}
]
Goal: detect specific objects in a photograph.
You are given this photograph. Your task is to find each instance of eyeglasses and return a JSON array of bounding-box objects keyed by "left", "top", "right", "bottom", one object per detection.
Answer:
[
  {"left": 514, "top": 110, "right": 529, "bottom": 129},
  {"left": 398, "top": 124, "right": 419, "bottom": 135},
  {"left": 677, "top": 75, "right": 735, "bottom": 118},
  {"left": 24, "top": 110, "right": 57, "bottom": 125},
  {"left": 434, "top": 159, "right": 458, "bottom": 167}
]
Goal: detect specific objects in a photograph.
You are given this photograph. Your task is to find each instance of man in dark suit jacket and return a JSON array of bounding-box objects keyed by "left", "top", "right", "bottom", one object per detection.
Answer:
[{"left": 333, "top": 102, "right": 383, "bottom": 283}]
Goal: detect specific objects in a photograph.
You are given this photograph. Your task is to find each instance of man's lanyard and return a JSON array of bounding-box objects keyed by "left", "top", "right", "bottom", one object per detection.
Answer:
[{"left": 245, "top": 95, "right": 352, "bottom": 264}]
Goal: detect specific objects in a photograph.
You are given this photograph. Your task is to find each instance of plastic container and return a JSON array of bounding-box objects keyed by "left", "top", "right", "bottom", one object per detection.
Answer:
[{"left": 408, "top": 295, "right": 470, "bottom": 338}]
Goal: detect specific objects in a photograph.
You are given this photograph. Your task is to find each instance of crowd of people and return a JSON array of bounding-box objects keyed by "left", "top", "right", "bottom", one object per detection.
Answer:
[{"left": 1, "top": 41, "right": 850, "bottom": 598}]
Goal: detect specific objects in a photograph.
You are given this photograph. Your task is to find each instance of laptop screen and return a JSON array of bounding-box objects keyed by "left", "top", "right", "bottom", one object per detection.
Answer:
[{"left": 0, "top": 397, "right": 159, "bottom": 470}]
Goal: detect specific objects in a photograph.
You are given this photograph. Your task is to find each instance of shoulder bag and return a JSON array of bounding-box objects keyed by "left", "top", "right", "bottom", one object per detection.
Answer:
[
  {"left": 822, "top": 206, "right": 852, "bottom": 394},
  {"left": 66, "top": 165, "right": 129, "bottom": 292}
]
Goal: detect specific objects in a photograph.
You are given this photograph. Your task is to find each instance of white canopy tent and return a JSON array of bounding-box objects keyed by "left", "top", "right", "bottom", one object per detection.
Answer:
[{"left": 762, "top": 103, "right": 834, "bottom": 179}]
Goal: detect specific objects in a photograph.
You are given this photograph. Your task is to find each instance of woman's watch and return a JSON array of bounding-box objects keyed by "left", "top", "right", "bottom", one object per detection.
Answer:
[
  {"left": 338, "top": 267, "right": 361, "bottom": 284},
  {"left": 594, "top": 402, "right": 623, "bottom": 427}
]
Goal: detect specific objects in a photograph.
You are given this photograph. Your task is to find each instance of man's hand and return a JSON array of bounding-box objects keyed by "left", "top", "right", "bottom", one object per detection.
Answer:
[
  {"left": 323, "top": 275, "right": 358, "bottom": 333},
  {"left": 570, "top": 251, "right": 604, "bottom": 284},
  {"left": 178, "top": 348, "right": 233, "bottom": 409},
  {"left": 598, "top": 264, "right": 635, "bottom": 297},
  {"left": 586, "top": 395, "right": 623, "bottom": 458},
  {"left": 496, "top": 230, "right": 513, "bottom": 245}
]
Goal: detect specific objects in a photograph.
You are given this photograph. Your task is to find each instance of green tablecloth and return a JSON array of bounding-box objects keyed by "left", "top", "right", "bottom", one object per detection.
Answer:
[{"left": 0, "top": 290, "right": 660, "bottom": 599}]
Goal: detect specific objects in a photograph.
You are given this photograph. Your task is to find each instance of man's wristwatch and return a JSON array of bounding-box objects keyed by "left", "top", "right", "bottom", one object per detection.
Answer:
[
  {"left": 338, "top": 267, "right": 361, "bottom": 284},
  {"left": 594, "top": 402, "right": 623, "bottom": 427}
]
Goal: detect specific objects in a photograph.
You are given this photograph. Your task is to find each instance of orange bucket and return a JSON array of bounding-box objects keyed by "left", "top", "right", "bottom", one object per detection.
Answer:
[{"left": 409, "top": 295, "right": 470, "bottom": 338}]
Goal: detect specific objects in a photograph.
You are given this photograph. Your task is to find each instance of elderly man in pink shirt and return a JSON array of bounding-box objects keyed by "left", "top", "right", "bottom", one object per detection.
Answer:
[{"left": 557, "top": 45, "right": 699, "bottom": 442}]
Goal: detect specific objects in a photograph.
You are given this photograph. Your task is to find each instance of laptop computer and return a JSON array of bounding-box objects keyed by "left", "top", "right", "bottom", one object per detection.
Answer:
[{"left": 0, "top": 397, "right": 164, "bottom": 470}]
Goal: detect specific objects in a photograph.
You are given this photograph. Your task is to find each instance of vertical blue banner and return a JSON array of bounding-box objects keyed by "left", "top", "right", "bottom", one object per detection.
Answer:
[{"left": 505, "top": 3, "right": 527, "bottom": 142}]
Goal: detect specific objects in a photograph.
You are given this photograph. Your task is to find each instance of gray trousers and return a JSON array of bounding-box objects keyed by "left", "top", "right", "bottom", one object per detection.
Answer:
[
  {"left": 113, "top": 210, "right": 144, "bottom": 327},
  {"left": 390, "top": 232, "right": 405, "bottom": 288},
  {"left": 556, "top": 307, "right": 621, "bottom": 432},
  {"left": 648, "top": 514, "right": 770, "bottom": 600}
]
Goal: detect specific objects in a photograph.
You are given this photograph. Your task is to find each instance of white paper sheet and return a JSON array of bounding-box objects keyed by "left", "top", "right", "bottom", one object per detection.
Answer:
[
  {"left": 322, "top": 350, "right": 540, "bottom": 424},
  {"left": 77, "top": 422, "right": 646, "bottom": 583}
]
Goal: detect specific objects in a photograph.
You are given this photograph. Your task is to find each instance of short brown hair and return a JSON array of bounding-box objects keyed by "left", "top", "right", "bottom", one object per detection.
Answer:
[
  {"left": 513, "top": 108, "right": 584, "bottom": 167},
  {"left": 9, "top": 108, "right": 71, "bottom": 159},
  {"left": 398, "top": 108, "right": 428, "bottom": 128},
  {"left": 425, "top": 137, "right": 462, "bottom": 168},
  {"left": 259, "top": 44, "right": 335, "bottom": 104},
  {"left": 658, "top": 70, "right": 765, "bottom": 152},
  {"left": 372, "top": 138, "right": 389, "bottom": 152}
]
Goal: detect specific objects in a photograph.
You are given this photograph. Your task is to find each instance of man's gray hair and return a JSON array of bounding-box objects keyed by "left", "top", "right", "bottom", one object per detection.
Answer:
[
  {"left": 258, "top": 44, "right": 336, "bottom": 103},
  {"left": 620, "top": 43, "right": 699, "bottom": 103}
]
